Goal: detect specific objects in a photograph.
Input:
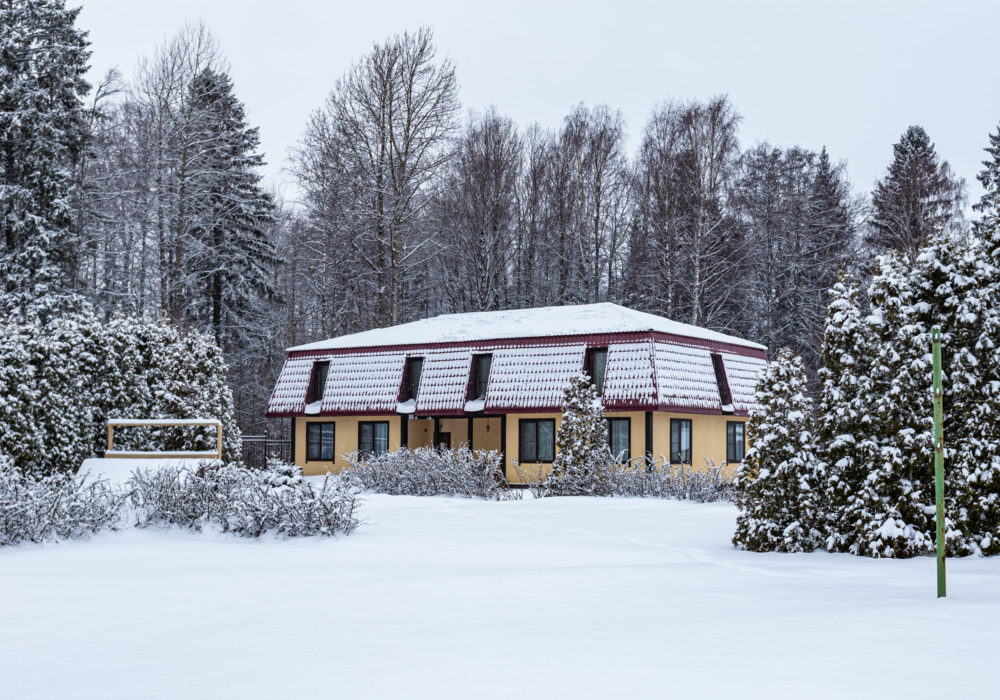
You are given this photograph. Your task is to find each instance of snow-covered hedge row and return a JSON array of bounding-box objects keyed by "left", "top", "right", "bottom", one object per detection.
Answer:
[
  {"left": 530, "top": 457, "right": 731, "bottom": 502},
  {"left": 0, "top": 459, "right": 360, "bottom": 545},
  {"left": 0, "top": 313, "right": 240, "bottom": 473},
  {"left": 343, "top": 447, "right": 519, "bottom": 500},
  {"left": 129, "top": 463, "right": 361, "bottom": 537},
  {"left": 0, "top": 456, "right": 128, "bottom": 545}
]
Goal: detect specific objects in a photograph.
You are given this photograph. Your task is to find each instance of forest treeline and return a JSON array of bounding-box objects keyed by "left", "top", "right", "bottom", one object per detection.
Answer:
[{"left": 1, "top": 6, "right": 976, "bottom": 433}]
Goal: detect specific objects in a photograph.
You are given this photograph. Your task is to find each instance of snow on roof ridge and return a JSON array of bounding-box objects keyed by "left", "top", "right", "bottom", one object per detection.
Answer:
[{"left": 288, "top": 302, "right": 765, "bottom": 353}]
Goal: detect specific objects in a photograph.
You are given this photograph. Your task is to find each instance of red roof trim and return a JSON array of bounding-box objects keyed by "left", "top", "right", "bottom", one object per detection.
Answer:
[
  {"left": 266, "top": 404, "right": 746, "bottom": 419},
  {"left": 283, "top": 330, "right": 765, "bottom": 361}
]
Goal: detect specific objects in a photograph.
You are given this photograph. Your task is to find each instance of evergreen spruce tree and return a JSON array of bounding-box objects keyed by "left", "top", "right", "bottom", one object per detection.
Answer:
[
  {"left": 868, "top": 126, "right": 964, "bottom": 259},
  {"left": 816, "top": 277, "right": 878, "bottom": 552},
  {"left": 733, "top": 349, "right": 825, "bottom": 552},
  {"left": 546, "top": 373, "right": 612, "bottom": 495},
  {"left": 807, "top": 148, "right": 856, "bottom": 291},
  {"left": 972, "top": 123, "right": 1000, "bottom": 237},
  {"left": 185, "top": 68, "right": 278, "bottom": 349},
  {"left": 0, "top": 0, "right": 90, "bottom": 318}
]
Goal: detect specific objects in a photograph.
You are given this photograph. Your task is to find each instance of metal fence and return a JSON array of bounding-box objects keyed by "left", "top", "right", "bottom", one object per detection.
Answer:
[{"left": 241, "top": 435, "right": 292, "bottom": 469}]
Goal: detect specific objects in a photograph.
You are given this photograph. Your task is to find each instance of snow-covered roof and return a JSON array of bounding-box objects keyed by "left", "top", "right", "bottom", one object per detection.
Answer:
[
  {"left": 267, "top": 316, "right": 767, "bottom": 418},
  {"left": 288, "top": 303, "right": 766, "bottom": 352}
]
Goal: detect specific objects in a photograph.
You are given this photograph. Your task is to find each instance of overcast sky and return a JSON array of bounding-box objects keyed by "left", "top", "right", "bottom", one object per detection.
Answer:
[{"left": 77, "top": 0, "right": 1000, "bottom": 207}]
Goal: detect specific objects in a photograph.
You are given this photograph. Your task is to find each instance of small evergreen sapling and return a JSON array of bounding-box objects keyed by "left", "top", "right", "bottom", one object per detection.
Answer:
[
  {"left": 733, "top": 349, "right": 825, "bottom": 553},
  {"left": 547, "top": 373, "right": 613, "bottom": 495}
]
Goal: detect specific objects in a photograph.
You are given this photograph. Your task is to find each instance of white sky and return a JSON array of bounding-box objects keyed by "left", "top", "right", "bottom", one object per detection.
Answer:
[{"left": 77, "top": 0, "right": 1000, "bottom": 207}]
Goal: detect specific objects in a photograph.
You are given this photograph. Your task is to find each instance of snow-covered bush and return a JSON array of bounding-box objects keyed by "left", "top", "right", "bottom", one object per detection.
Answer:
[
  {"left": 530, "top": 456, "right": 731, "bottom": 502},
  {"left": 128, "top": 464, "right": 361, "bottom": 537},
  {"left": 0, "top": 312, "right": 240, "bottom": 474},
  {"left": 343, "top": 447, "right": 518, "bottom": 500},
  {"left": 732, "top": 349, "right": 826, "bottom": 553},
  {"left": 0, "top": 456, "right": 127, "bottom": 545},
  {"left": 261, "top": 457, "right": 303, "bottom": 489}
]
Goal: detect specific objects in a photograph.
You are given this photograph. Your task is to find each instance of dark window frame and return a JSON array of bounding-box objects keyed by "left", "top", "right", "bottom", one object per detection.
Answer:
[
  {"left": 469, "top": 354, "right": 492, "bottom": 401},
  {"left": 401, "top": 357, "right": 424, "bottom": 402},
  {"left": 670, "top": 418, "right": 693, "bottom": 464},
  {"left": 358, "top": 420, "right": 390, "bottom": 456},
  {"left": 711, "top": 353, "right": 732, "bottom": 408},
  {"left": 305, "top": 421, "right": 335, "bottom": 462},
  {"left": 607, "top": 417, "right": 630, "bottom": 463},
  {"left": 307, "top": 361, "right": 330, "bottom": 404},
  {"left": 727, "top": 421, "right": 746, "bottom": 462},
  {"left": 518, "top": 419, "right": 556, "bottom": 463},
  {"left": 586, "top": 347, "right": 609, "bottom": 396}
]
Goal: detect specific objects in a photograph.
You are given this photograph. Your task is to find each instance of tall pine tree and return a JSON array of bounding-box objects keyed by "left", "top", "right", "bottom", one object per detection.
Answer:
[
  {"left": 972, "top": 123, "right": 1000, "bottom": 238},
  {"left": 184, "top": 68, "right": 278, "bottom": 348},
  {"left": 868, "top": 126, "right": 964, "bottom": 259},
  {"left": 0, "top": 0, "right": 90, "bottom": 319}
]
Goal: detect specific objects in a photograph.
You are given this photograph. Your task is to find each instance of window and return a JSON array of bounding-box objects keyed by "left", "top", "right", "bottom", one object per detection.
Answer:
[
  {"left": 307, "top": 361, "right": 330, "bottom": 404},
  {"left": 358, "top": 421, "right": 389, "bottom": 455},
  {"left": 670, "top": 419, "right": 692, "bottom": 464},
  {"left": 306, "top": 422, "right": 335, "bottom": 461},
  {"left": 711, "top": 354, "right": 732, "bottom": 409},
  {"left": 586, "top": 347, "right": 608, "bottom": 396},
  {"left": 518, "top": 419, "right": 555, "bottom": 463},
  {"left": 727, "top": 421, "right": 745, "bottom": 462},
  {"left": 470, "top": 354, "right": 492, "bottom": 401},
  {"left": 401, "top": 357, "right": 423, "bottom": 402},
  {"left": 607, "top": 418, "right": 630, "bottom": 462}
]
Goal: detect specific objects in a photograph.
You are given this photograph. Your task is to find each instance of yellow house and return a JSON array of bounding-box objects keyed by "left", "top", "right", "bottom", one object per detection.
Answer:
[{"left": 265, "top": 303, "right": 767, "bottom": 482}]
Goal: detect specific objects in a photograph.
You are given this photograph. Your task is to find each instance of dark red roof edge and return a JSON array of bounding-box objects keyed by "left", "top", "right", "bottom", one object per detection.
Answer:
[
  {"left": 265, "top": 403, "right": 749, "bottom": 419},
  {"left": 284, "top": 330, "right": 766, "bottom": 362}
]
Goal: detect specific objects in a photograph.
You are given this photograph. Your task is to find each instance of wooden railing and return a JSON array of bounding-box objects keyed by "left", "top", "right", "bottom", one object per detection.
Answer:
[{"left": 105, "top": 418, "right": 223, "bottom": 459}]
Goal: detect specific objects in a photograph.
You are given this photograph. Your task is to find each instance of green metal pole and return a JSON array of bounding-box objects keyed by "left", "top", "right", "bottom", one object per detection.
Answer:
[{"left": 932, "top": 328, "right": 946, "bottom": 598}]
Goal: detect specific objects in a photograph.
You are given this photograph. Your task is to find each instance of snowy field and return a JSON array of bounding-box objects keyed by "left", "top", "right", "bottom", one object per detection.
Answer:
[{"left": 2, "top": 494, "right": 999, "bottom": 699}]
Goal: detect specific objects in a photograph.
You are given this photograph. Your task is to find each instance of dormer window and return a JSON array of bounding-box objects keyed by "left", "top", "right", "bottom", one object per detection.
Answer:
[
  {"left": 307, "top": 361, "right": 330, "bottom": 404},
  {"left": 586, "top": 347, "right": 608, "bottom": 396},
  {"left": 401, "top": 357, "right": 423, "bottom": 402},
  {"left": 711, "top": 353, "right": 732, "bottom": 411},
  {"left": 470, "top": 354, "right": 492, "bottom": 401}
]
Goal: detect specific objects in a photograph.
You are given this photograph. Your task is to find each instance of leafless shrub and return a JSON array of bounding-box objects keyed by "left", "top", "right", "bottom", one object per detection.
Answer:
[
  {"left": 527, "top": 456, "right": 732, "bottom": 502},
  {"left": 343, "top": 447, "right": 520, "bottom": 500},
  {"left": 129, "top": 463, "right": 361, "bottom": 537},
  {"left": 0, "top": 457, "right": 128, "bottom": 545}
]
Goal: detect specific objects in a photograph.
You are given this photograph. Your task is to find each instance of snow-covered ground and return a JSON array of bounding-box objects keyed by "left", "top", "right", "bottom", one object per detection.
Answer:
[{"left": 2, "top": 495, "right": 998, "bottom": 699}]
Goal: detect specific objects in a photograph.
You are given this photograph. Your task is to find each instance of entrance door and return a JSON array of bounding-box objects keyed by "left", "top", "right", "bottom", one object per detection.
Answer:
[{"left": 437, "top": 432, "right": 451, "bottom": 450}]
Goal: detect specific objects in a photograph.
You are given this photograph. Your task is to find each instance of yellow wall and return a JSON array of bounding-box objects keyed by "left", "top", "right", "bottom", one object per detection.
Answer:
[
  {"left": 650, "top": 411, "right": 745, "bottom": 477},
  {"left": 437, "top": 418, "right": 469, "bottom": 448},
  {"left": 295, "top": 416, "right": 403, "bottom": 476},
  {"left": 407, "top": 418, "right": 433, "bottom": 448},
  {"left": 472, "top": 417, "right": 502, "bottom": 453},
  {"left": 296, "top": 411, "right": 747, "bottom": 481}
]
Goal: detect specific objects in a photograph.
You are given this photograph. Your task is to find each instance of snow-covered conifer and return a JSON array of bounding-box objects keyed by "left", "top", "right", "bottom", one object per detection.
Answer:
[
  {"left": 0, "top": 0, "right": 90, "bottom": 318},
  {"left": 847, "top": 252, "right": 935, "bottom": 557},
  {"left": 184, "top": 68, "right": 278, "bottom": 347},
  {"left": 816, "top": 277, "right": 878, "bottom": 552},
  {"left": 868, "top": 126, "right": 965, "bottom": 258},
  {"left": 733, "top": 349, "right": 825, "bottom": 553},
  {"left": 973, "top": 124, "right": 1000, "bottom": 237},
  {"left": 547, "top": 373, "right": 612, "bottom": 495}
]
